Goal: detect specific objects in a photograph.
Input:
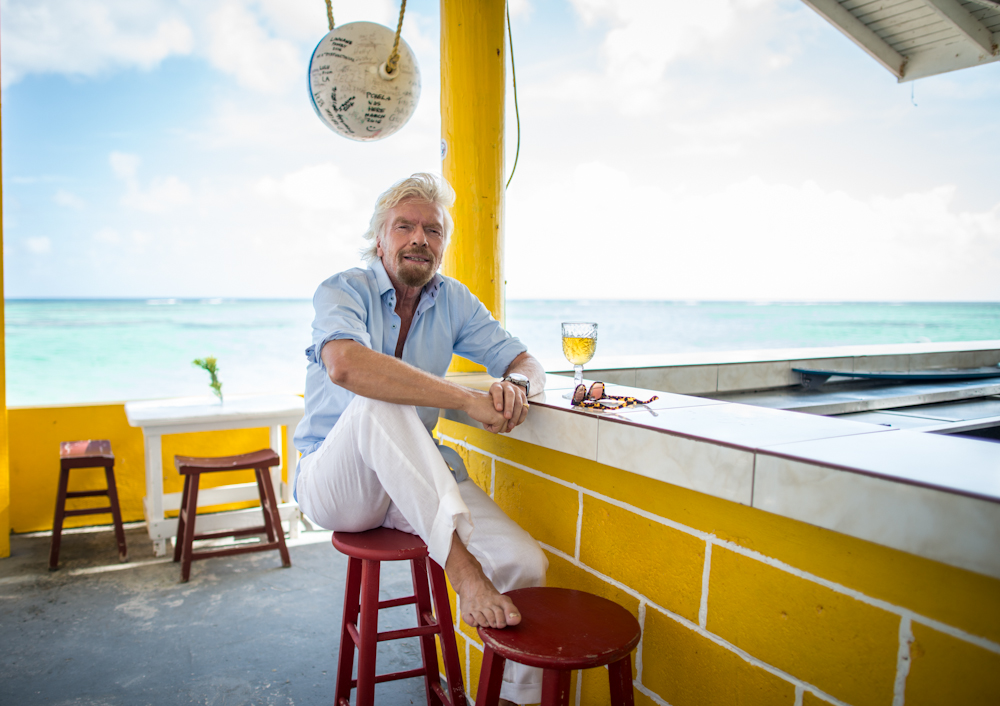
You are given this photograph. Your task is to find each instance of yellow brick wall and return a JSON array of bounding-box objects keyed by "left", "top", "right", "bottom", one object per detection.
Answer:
[
  {"left": 437, "top": 418, "right": 1000, "bottom": 706},
  {"left": 7, "top": 403, "right": 291, "bottom": 533}
]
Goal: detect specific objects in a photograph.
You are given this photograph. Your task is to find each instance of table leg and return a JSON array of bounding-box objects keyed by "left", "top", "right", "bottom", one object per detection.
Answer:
[
  {"left": 274, "top": 421, "right": 302, "bottom": 539},
  {"left": 144, "top": 432, "right": 166, "bottom": 556}
]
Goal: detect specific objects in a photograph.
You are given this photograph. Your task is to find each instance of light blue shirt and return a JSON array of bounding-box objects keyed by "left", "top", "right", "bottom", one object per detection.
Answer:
[{"left": 293, "top": 259, "right": 527, "bottom": 483}]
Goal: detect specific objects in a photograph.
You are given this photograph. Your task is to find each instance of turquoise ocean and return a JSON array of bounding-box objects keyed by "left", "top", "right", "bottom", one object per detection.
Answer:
[{"left": 5, "top": 299, "right": 1000, "bottom": 407}]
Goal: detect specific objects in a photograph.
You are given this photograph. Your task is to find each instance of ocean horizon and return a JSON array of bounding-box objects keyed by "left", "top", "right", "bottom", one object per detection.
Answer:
[{"left": 5, "top": 298, "right": 1000, "bottom": 407}]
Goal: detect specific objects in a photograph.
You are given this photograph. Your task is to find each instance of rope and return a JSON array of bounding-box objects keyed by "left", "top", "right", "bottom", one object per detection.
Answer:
[
  {"left": 384, "top": 0, "right": 408, "bottom": 75},
  {"left": 505, "top": 3, "right": 521, "bottom": 191},
  {"left": 324, "top": 0, "right": 334, "bottom": 30}
]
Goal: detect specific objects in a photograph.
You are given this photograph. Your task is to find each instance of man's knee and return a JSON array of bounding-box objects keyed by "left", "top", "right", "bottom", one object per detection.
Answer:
[
  {"left": 523, "top": 541, "right": 548, "bottom": 587},
  {"left": 505, "top": 537, "right": 547, "bottom": 590},
  {"left": 348, "top": 395, "right": 418, "bottom": 424}
]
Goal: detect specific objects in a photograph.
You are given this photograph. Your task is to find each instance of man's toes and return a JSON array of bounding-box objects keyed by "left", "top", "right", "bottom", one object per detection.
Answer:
[{"left": 500, "top": 597, "right": 522, "bottom": 626}]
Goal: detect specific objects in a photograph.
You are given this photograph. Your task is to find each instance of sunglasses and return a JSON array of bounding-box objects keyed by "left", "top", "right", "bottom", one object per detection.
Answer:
[{"left": 570, "top": 381, "right": 658, "bottom": 410}]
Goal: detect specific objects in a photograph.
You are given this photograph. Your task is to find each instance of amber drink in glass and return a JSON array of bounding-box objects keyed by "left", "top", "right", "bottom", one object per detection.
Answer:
[{"left": 561, "top": 322, "right": 598, "bottom": 395}]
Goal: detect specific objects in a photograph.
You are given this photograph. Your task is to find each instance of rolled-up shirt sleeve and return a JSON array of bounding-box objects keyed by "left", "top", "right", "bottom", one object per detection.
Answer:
[
  {"left": 305, "top": 276, "right": 374, "bottom": 370},
  {"left": 451, "top": 287, "right": 528, "bottom": 378}
]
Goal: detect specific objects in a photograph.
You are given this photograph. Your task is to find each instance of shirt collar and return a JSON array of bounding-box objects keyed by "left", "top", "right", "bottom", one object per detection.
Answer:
[{"left": 370, "top": 258, "right": 444, "bottom": 313}]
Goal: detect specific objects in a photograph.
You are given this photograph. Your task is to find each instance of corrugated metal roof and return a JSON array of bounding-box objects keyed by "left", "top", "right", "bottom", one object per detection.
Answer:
[{"left": 802, "top": 0, "right": 1000, "bottom": 80}]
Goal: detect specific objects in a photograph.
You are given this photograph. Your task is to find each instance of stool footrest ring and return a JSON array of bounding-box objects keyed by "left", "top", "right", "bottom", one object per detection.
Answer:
[
  {"left": 188, "top": 525, "right": 270, "bottom": 542},
  {"left": 65, "top": 490, "right": 110, "bottom": 499},
  {"left": 64, "top": 507, "right": 113, "bottom": 517},
  {"left": 349, "top": 666, "right": 428, "bottom": 688},
  {"left": 185, "top": 541, "right": 285, "bottom": 562},
  {"left": 379, "top": 595, "right": 418, "bottom": 609}
]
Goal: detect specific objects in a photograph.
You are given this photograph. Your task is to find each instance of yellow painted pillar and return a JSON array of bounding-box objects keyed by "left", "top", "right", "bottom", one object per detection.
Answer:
[
  {"left": 0, "top": 87, "right": 9, "bottom": 558},
  {"left": 441, "top": 0, "right": 506, "bottom": 372}
]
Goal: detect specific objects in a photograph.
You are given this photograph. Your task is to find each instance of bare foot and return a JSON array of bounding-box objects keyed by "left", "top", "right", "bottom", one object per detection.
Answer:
[{"left": 445, "top": 533, "right": 521, "bottom": 629}]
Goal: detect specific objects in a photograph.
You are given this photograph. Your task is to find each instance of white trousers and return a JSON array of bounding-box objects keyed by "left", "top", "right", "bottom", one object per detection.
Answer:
[{"left": 296, "top": 396, "right": 547, "bottom": 704}]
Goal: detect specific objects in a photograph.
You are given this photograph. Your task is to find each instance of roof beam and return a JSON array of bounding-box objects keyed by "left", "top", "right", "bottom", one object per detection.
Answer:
[
  {"left": 801, "top": 0, "right": 907, "bottom": 78},
  {"left": 925, "top": 0, "right": 999, "bottom": 56}
]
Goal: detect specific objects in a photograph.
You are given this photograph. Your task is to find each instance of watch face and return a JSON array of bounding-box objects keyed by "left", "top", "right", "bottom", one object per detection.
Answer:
[{"left": 506, "top": 374, "right": 529, "bottom": 395}]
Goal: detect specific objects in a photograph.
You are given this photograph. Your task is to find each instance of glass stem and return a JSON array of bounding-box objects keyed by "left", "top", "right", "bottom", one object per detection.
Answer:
[{"left": 574, "top": 365, "right": 583, "bottom": 386}]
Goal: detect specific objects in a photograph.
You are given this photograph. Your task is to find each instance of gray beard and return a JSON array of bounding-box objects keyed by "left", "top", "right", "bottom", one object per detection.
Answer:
[{"left": 394, "top": 251, "right": 437, "bottom": 288}]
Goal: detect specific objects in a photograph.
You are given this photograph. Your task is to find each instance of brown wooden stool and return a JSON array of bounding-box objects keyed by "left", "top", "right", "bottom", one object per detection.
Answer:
[
  {"left": 50, "top": 440, "right": 128, "bottom": 570},
  {"left": 476, "top": 587, "right": 641, "bottom": 706},
  {"left": 173, "top": 449, "right": 291, "bottom": 582},
  {"left": 331, "top": 527, "right": 467, "bottom": 706}
]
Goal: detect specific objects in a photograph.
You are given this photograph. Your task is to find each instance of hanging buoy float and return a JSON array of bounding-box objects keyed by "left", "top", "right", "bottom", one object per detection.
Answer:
[{"left": 308, "top": 19, "right": 420, "bottom": 142}]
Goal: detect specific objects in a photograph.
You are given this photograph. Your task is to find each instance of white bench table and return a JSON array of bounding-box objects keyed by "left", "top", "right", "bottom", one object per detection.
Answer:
[{"left": 125, "top": 394, "right": 304, "bottom": 557}]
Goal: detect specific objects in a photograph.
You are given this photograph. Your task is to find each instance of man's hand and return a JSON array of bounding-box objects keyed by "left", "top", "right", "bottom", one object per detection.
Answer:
[
  {"left": 489, "top": 381, "right": 528, "bottom": 433},
  {"left": 464, "top": 381, "right": 529, "bottom": 434}
]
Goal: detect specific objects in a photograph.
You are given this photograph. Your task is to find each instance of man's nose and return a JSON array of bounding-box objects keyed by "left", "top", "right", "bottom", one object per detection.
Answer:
[{"left": 411, "top": 227, "right": 429, "bottom": 245}]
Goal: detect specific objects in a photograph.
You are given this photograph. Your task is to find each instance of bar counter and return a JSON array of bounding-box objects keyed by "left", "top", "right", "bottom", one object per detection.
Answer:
[{"left": 437, "top": 371, "right": 1000, "bottom": 705}]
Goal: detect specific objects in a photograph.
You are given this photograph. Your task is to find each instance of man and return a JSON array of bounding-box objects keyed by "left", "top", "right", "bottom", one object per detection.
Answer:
[{"left": 294, "top": 173, "right": 547, "bottom": 705}]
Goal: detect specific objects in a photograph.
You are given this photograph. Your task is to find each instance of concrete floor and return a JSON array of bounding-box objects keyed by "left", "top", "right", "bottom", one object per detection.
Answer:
[{"left": 0, "top": 523, "right": 436, "bottom": 705}]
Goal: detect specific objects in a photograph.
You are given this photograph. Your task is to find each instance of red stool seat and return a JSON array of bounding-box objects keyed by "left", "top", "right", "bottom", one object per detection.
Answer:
[
  {"left": 476, "top": 587, "right": 641, "bottom": 706},
  {"left": 50, "top": 440, "right": 128, "bottom": 570},
  {"left": 173, "top": 449, "right": 291, "bottom": 582},
  {"left": 332, "top": 527, "right": 467, "bottom": 706}
]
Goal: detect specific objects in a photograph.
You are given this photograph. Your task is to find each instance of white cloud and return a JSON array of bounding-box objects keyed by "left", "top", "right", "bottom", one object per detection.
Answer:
[
  {"left": 505, "top": 165, "right": 1000, "bottom": 301},
  {"left": 109, "top": 151, "right": 140, "bottom": 179},
  {"left": 94, "top": 228, "right": 120, "bottom": 244},
  {"left": 256, "top": 164, "right": 358, "bottom": 211},
  {"left": 570, "top": 0, "right": 750, "bottom": 81},
  {"left": 508, "top": 0, "right": 533, "bottom": 20},
  {"left": 54, "top": 189, "right": 85, "bottom": 209},
  {"left": 204, "top": 2, "right": 301, "bottom": 93},
  {"left": 25, "top": 236, "right": 52, "bottom": 254},
  {"left": 109, "top": 150, "right": 192, "bottom": 213},
  {"left": 0, "top": 0, "right": 193, "bottom": 87},
  {"left": 122, "top": 176, "right": 193, "bottom": 213}
]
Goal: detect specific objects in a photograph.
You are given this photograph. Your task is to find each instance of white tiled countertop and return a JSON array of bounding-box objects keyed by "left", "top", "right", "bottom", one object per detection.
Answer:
[{"left": 442, "top": 373, "right": 1000, "bottom": 579}]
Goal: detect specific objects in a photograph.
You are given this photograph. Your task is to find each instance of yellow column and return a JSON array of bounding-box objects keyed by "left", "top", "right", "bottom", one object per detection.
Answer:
[
  {"left": 441, "top": 0, "right": 506, "bottom": 372},
  {"left": 0, "top": 87, "right": 9, "bottom": 558}
]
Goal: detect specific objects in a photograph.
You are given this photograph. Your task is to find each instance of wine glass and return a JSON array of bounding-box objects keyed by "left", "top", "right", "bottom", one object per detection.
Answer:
[{"left": 561, "top": 322, "right": 598, "bottom": 397}]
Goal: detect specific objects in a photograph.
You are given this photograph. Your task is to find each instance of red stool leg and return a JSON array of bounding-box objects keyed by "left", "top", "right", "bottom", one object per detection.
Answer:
[
  {"left": 355, "top": 558, "right": 381, "bottom": 706},
  {"left": 49, "top": 467, "right": 71, "bottom": 571},
  {"left": 429, "top": 558, "right": 467, "bottom": 706},
  {"left": 608, "top": 655, "right": 635, "bottom": 706},
  {"left": 475, "top": 645, "right": 506, "bottom": 706},
  {"left": 254, "top": 468, "right": 277, "bottom": 543},
  {"left": 179, "top": 474, "right": 201, "bottom": 582},
  {"left": 335, "top": 556, "right": 363, "bottom": 706},
  {"left": 541, "top": 668, "right": 572, "bottom": 706},
  {"left": 411, "top": 557, "right": 444, "bottom": 706},
  {"left": 174, "top": 475, "right": 191, "bottom": 563},
  {"left": 257, "top": 466, "right": 291, "bottom": 567},
  {"left": 104, "top": 465, "right": 128, "bottom": 563}
]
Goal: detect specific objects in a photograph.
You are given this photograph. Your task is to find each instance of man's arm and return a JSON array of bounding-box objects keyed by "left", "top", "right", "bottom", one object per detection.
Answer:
[
  {"left": 504, "top": 351, "right": 545, "bottom": 396},
  {"left": 322, "top": 339, "right": 516, "bottom": 433}
]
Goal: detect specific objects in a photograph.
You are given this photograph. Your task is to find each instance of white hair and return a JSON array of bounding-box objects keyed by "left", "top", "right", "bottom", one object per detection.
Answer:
[{"left": 360, "top": 173, "right": 456, "bottom": 263}]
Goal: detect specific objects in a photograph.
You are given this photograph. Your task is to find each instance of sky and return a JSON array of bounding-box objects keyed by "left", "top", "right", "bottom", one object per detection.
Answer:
[{"left": 2, "top": 0, "right": 998, "bottom": 302}]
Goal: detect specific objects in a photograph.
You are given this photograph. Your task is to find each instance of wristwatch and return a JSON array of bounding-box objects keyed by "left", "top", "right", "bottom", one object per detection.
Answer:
[{"left": 503, "top": 373, "right": 530, "bottom": 397}]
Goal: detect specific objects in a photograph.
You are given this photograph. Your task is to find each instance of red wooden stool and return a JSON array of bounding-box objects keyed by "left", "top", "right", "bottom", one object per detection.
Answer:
[
  {"left": 173, "top": 449, "right": 291, "bottom": 582},
  {"left": 331, "top": 527, "right": 467, "bottom": 706},
  {"left": 476, "top": 587, "right": 641, "bottom": 706},
  {"left": 50, "top": 440, "right": 128, "bottom": 570}
]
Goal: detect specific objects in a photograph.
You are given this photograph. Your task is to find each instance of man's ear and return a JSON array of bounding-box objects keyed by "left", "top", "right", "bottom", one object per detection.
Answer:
[{"left": 375, "top": 237, "right": 384, "bottom": 258}]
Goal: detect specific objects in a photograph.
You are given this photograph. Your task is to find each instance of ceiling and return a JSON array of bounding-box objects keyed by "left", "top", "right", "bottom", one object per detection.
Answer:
[{"left": 802, "top": 0, "right": 1000, "bottom": 81}]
